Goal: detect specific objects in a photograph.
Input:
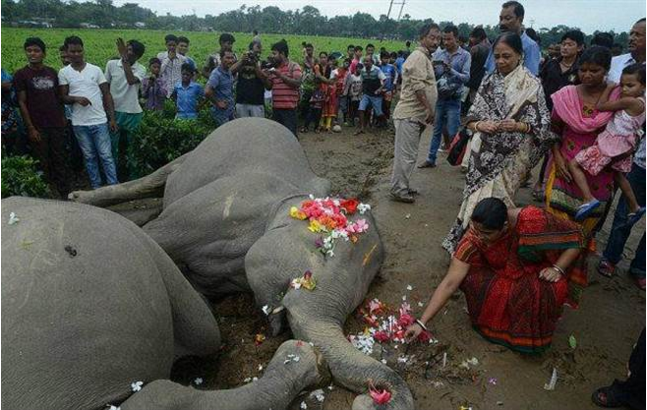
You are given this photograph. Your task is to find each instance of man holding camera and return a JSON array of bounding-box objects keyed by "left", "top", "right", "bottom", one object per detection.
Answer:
[{"left": 235, "top": 41, "right": 271, "bottom": 118}]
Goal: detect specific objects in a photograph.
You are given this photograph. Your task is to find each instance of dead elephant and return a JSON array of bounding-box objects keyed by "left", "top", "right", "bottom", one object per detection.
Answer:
[
  {"left": 1, "top": 197, "right": 327, "bottom": 410},
  {"left": 70, "top": 118, "right": 415, "bottom": 410}
]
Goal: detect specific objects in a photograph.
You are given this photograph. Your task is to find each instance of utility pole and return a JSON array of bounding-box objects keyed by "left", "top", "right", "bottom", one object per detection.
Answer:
[
  {"left": 385, "top": 0, "right": 406, "bottom": 21},
  {"left": 383, "top": 0, "right": 406, "bottom": 41},
  {"left": 397, "top": 0, "right": 406, "bottom": 21}
]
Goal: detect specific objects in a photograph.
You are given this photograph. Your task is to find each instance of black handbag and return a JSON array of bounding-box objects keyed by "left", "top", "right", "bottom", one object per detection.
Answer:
[{"left": 447, "top": 128, "right": 472, "bottom": 166}]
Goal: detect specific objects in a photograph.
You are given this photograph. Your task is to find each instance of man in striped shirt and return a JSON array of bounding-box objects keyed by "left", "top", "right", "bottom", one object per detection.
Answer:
[{"left": 266, "top": 39, "right": 302, "bottom": 138}]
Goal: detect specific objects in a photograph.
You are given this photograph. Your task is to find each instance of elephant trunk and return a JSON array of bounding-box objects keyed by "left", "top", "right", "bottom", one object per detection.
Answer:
[
  {"left": 121, "top": 340, "right": 330, "bottom": 410},
  {"left": 288, "top": 314, "right": 414, "bottom": 410}
]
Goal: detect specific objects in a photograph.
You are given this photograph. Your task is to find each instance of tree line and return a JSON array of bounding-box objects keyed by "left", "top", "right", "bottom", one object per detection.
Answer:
[{"left": 1, "top": 0, "right": 629, "bottom": 47}]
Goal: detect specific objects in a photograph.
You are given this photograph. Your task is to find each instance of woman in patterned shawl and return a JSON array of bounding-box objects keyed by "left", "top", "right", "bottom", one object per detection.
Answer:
[
  {"left": 443, "top": 32, "right": 556, "bottom": 254},
  {"left": 405, "top": 198, "right": 585, "bottom": 354}
]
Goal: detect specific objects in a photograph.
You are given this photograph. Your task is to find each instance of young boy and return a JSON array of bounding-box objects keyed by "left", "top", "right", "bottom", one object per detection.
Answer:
[
  {"left": 105, "top": 38, "right": 146, "bottom": 180},
  {"left": 177, "top": 36, "right": 197, "bottom": 72},
  {"left": 171, "top": 63, "right": 204, "bottom": 120},
  {"left": 205, "top": 49, "right": 236, "bottom": 126},
  {"left": 379, "top": 51, "right": 398, "bottom": 123},
  {"left": 157, "top": 34, "right": 187, "bottom": 97},
  {"left": 303, "top": 84, "right": 325, "bottom": 133},
  {"left": 58, "top": 35, "right": 118, "bottom": 189},
  {"left": 333, "top": 59, "right": 350, "bottom": 125},
  {"left": 344, "top": 63, "right": 363, "bottom": 126},
  {"left": 14, "top": 37, "right": 70, "bottom": 196},
  {"left": 141, "top": 58, "right": 167, "bottom": 111}
]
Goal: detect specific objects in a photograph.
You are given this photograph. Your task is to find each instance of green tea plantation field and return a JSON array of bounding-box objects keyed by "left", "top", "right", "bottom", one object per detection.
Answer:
[{"left": 1, "top": 27, "right": 405, "bottom": 73}]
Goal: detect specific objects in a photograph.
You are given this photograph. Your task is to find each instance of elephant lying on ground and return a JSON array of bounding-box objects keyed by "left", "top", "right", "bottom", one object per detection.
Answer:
[
  {"left": 70, "top": 118, "right": 414, "bottom": 410},
  {"left": 1, "top": 198, "right": 328, "bottom": 410}
]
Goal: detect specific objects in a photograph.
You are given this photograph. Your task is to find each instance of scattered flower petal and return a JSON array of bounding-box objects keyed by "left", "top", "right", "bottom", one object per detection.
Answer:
[
  {"left": 254, "top": 334, "right": 266, "bottom": 346},
  {"left": 194, "top": 377, "right": 203, "bottom": 385},
  {"left": 261, "top": 305, "right": 271, "bottom": 315},
  {"left": 131, "top": 381, "right": 143, "bottom": 392},
  {"left": 544, "top": 367, "right": 558, "bottom": 390},
  {"left": 8, "top": 212, "right": 19, "bottom": 225},
  {"left": 569, "top": 335, "right": 577, "bottom": 349}
]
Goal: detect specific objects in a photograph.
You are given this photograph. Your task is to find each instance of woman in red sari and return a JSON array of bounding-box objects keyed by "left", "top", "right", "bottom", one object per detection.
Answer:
[{"left": 405, "top": 198, "right": 584, "bottom": 354}]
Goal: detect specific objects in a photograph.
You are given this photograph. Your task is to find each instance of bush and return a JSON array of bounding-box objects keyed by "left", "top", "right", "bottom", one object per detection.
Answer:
[
  {"left": 1, "top": 155, "right": 51, "bottom": 198},
  {"left": 128, "top": 108, "right": 214, "bottom": 177}
]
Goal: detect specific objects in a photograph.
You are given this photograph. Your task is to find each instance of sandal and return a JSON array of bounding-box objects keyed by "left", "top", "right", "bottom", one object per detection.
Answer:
[
  {"left": 626, "top": 207, "right": 646, "bottom": 227},
  {"left": 597, "top": 260, "right": 616, "bottom": 278},
  {"left": 591, "top": 381, "right": 626, "bottom": 408},
  {"left": 575, "top": 199, "right": 601, "bottom": 221}
]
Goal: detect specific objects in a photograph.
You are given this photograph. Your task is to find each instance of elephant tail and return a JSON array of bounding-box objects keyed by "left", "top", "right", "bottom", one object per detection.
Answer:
[{"left": 288, "top": 314, "right": 414, "bottom": 410}]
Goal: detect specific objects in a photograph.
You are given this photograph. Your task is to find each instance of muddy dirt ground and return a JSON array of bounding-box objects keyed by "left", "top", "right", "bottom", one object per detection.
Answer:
[{"left": 161, "top": 123, "right": 646, "bottom": 410}]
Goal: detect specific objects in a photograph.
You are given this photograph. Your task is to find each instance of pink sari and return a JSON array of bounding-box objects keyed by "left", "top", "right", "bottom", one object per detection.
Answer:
[{"left": 546, "top": 86, "right": 617, "bottom": 229}]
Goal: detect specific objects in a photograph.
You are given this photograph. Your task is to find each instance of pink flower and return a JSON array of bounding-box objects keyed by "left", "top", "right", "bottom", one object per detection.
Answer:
[
  {"left": 368, "top": 381, "right": 392, "bottom": 405},
  {"left": 373, "top": 331, "right": 390, "bottom": 343},
  {"left": 417, "top": 330, "right": 431, "bottom": 343},
  {"left": 397, "top": 313, "right": 415, "bottom": 328},
  {"left": 354, "top": 218, "right": 369, "bottom": 233}
]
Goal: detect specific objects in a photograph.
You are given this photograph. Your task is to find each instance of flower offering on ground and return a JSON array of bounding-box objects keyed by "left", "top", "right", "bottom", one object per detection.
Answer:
[{"left": 349, "top": 298, "right": 436, "bottom": 356}]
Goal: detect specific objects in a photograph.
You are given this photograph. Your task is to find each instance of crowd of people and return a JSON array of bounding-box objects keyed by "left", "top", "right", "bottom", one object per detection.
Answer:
[{"left": 1, "top": 1, "right": 645, "bottom": 408}]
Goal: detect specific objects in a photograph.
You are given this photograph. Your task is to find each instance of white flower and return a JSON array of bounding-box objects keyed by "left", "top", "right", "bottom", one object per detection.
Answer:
[
  {"left": 8, "top": 212, "right": 19, "bottom": 225},
  {"left": 291, "top": 279, "right": 302, "bottom": 290},
  {"left": 309, "top": 194, "right": 315, "bottom": 200},
  {"left": 131, "top": 381, "right": 143, "bottom": 392},
  {"left": 261, "top": 305, "right": 271, "bottom": 315},
  {"left": 194, "top": 377, "right": 203, "bottom": 385},
  {"left": 418, "top": 302, "right": 424, "bottom": 307},
  {"left": 107, "top": 405, "right": 120, "bottom": 410},
  {"left": 243, "top": 377, "right": 252, "bottom": 383},
  {"left": 357, "top": 203, "right": 371, "bottom": 214},
  {"left": 258, "top": 364, "right": 263, "bottom": 371},
  {"left": 406, "top": 285, "right": 413, "bottom": 291},
  {"left": 300, "top": 401, "right": 308, "bottom": 409}
]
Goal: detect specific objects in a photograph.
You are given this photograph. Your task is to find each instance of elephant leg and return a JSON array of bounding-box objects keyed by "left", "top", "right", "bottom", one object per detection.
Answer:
[
  {"left": 68, "top": 153, "right": 188, "bottom": 207},
  {"left": 116, "top": 217, "right": 222, "bottom": 357},
  {"left": 120, "top": 340, "right": 330, "bottom": 410}
]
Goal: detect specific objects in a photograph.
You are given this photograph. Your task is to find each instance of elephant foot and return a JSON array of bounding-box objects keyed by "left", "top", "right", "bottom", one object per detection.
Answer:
[
  {"left": 121, "top": 340, "right": 330, "bottom": 410},
  {"left": 289, "top": 319, "right": 414, "bottom": 410}
]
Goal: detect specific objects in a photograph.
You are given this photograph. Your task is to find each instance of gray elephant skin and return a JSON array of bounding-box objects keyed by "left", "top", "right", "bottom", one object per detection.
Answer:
[
  {"left": 69, "top": 118, "right": 415, "bottom": 410},
  {"left": 1, "top": 197, "right": 221, "bottom": 410}
]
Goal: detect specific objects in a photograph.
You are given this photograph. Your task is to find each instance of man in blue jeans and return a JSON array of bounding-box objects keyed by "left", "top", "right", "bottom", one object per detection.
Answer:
[
  {"left": 419, "top": 24, "right": 471, "bottom": 168},
  {"left": 59, "top": 35, "right": 118, "bottom": 190},
  {"left": 598, "top": 138, "right": 646, "bottom": 290}
]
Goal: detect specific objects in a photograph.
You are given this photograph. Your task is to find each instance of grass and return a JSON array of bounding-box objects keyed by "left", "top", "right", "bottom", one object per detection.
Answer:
[{"left": 1, "top": 27, "right": 405, "bottom": 73}]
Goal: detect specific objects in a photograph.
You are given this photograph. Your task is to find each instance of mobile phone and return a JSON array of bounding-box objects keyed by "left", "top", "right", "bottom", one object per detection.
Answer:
[{"left": 432, "top": 60, "right": 444, "bottom": 66}]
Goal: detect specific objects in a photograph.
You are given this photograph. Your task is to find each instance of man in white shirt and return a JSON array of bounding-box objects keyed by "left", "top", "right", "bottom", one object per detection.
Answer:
[
  {"left": 608, "top": 18, "right": 646, "bottom": 83},
  {"left": 105, "top": 38, "right": 146, "bottom": 180},
  {"left": 157, "top": 34, "right": 187, "bottom": 97},
  {"left": 59, "top": 35, "right": 118, "bottom": 189}
]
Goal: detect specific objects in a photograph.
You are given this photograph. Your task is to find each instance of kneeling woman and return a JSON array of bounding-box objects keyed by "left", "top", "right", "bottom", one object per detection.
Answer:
[{"left": 406, "top": 198, "right": 584, "bottom": 353}]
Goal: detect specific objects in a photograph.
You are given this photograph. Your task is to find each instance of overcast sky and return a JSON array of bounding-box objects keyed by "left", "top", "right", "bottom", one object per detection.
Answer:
[{"left": 114, "top": 0, "right": 645, "bottom": 33}]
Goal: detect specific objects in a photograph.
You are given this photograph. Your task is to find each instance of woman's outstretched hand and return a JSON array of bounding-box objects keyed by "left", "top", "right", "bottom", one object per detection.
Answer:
[
  {"left": 404, "top": 323, "right": 424, "bottom": 343},
  {"left": 539, "top": 267, "right": 562, "bottom": 282}
]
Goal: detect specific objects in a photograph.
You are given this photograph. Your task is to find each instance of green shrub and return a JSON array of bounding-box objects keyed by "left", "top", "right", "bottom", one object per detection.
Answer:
[
  {"left": 1, "top": 155, "right": 51, "bottom": 198},
  {"left": 128, "top": 109, "right": 214, "bottom": 177}
]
